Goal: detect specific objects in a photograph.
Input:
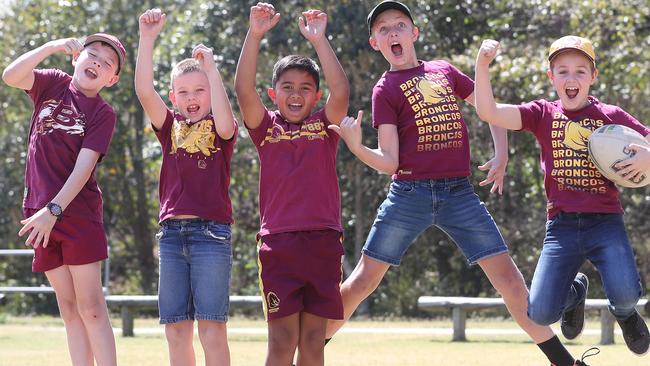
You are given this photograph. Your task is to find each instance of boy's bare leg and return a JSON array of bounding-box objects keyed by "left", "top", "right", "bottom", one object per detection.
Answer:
[
  {"left": 296, "top": 313, "right": 327, "bottom": 366},
  {"left": 198, "top": 320, "right": 230, "bottom": 366},
  {"left": 68, "top": 262, "right": 117, "bottom": 366},
  {"left": 325, "top": 255, "right": 390, "bottom": 338},
  {"left": 266, "top": 313, "right": 300, "bottom": 366},
  {"left": 46, "top": 266, "right": 93, "bottom": 366},
  {"left": 165, "top": 321, "right": 196, "bottom": 366},
  {"left": 478, "top": 253, "right": 556, "bottom": 343}
]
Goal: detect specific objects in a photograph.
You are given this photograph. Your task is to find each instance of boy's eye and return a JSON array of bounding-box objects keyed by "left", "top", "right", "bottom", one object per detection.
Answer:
[
  {"left": 398, "top": 22, "right": 406, "bottom": 28},
  {"left": 379, "top": 26, "right": 387, "bottom": 33}
]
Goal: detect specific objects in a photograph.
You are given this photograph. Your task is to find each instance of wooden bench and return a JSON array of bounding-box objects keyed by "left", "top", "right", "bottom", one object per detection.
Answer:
[
  {"left": 417, "top": 296, "right": 649, "bottom": 345},
  {"left": 105, "top": 295, "right": 262, "bottom": 336}
]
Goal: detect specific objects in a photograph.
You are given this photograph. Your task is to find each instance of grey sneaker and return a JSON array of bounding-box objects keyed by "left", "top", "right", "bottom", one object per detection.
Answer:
[
  {"left": 561, "top": 273, "right": 589, "bottom": 340},
  {"left": 616, "top": 310, "right": 649, "bottom": 355}
]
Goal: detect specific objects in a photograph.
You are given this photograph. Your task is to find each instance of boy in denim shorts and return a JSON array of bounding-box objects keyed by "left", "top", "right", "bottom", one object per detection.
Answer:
[
  {"left": 476, "top": 35, "right": 650, "bottom": 356},
  {"left": 136, "top": 9, "right": 237, "bottom": 365},
  {"left": 235, "top": 3, "right": 349, "bottom": 365},
  {"left": 329, "top": 2, "right": 586, "bottom": 365},
  {"left": 3, "top": 32, "right": 125, "bottom": 365}
]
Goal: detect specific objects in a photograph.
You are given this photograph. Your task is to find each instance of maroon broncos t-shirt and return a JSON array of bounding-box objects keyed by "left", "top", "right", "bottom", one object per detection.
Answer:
[
  {"left": 247, "top": 109, "right": 342, "bottom": 236},
  {"left": 24, "top": 69, "right": 116, "bottom": 223},
  {"left": 518, "top": 97, "right": 650, "bottom": 218},
  {"left": 154, "top": 109, "right": 236, "bottom": 224},
  {"left": 372, "top": 60, "right": 474, "bottom": 180}
]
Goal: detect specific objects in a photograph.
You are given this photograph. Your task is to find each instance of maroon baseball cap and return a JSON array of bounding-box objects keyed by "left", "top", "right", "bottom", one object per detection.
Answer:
[{"left": 84, "top": 33, "right": 126, "bottom": 74}]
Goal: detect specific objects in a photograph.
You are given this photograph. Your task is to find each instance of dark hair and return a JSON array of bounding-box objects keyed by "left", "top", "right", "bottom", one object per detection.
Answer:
[{"left": 271, "top": 55, "right": 320, "bottom": 90}]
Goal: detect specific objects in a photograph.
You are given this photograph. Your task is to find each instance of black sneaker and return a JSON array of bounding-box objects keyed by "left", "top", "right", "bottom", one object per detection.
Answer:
[
  {"left": 561, "top": 273, "right": 589, "bottom": 340},
  {"left": 616, "top": 309, "right": 650, "bottom": 355}
]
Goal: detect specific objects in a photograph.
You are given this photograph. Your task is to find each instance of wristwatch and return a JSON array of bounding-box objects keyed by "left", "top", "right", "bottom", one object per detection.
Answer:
[{"left": 46, "top": 202, "right": 63, "bottom": 220}]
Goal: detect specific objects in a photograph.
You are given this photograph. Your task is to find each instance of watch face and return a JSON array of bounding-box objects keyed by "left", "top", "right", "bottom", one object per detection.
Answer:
[{"left": 48, "top": 203, "right": 62, "bottom": 216}]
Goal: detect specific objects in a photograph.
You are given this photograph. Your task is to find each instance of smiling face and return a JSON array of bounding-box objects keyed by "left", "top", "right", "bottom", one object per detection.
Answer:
[
  {"left": 268, "top": 68, "right": 323, "bottom": 123},
  {"left": 369, "top": 9, "right": 419, "bottom": 71},
  {"left": 169, "top": 71, "right": 212, "bottom": 123},
  {"left": 71, "top": 42, "right": 120, "bottom": 96},
  {"left": 547, "top": 50, "right": 598, "bottom": 111}
]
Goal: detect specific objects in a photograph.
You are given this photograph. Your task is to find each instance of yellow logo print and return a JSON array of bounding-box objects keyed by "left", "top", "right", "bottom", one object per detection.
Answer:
[
  {"left": 416, "top": 79, "right": 447, "bottom": 105},
  {"left": 171, "top": 119, "right": 219, "bottom": 156},
  {"left": 267, "top": 292, "right": 280, "bottom": 313},
  {"left": 562, "top": 121, "right": 593, "bottom": 152}
]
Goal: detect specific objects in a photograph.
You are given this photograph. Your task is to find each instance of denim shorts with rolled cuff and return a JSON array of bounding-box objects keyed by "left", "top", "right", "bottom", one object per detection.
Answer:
[
  {"left": 362, "top": 177, "right": 508, "bottom": 266},
  {"left": 157, "top": 219, "right": 233, "bottom": 324}
]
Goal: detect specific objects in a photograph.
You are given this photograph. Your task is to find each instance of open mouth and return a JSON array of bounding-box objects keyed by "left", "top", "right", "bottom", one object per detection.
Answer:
[
  {"left": 288, "top": 103, "right": 303, "bottom": 112},
  {"left": 566, "top": 87, "right": 579, "bottom": 99},
  {"left": 187, "top": 104, "right": 200, "bottom": 113},
  {"left": 84, "top": 68, "right": 98, "bottom": 80},
  {"left": 391, "top": 42, "right": 403, "bottom": 57}
]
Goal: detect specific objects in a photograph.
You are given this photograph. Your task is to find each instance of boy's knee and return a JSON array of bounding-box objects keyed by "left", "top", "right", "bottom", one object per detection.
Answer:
[
  {"left": 268, "top": 328, "right": 299, "bottom": 355},
  {"left": 165, "top": 322, "right": 193, "bottom": 344},
  {"left": 197, "top": 321, "right": 227, "bottom": 344},
  {"left": 76, "top": 298, "right": 107, "bottom": 323},
  {"left": 57, "top": 298, "right": 80, "bottom": 321},
  {"left": 347, "top": 270, "right": 383, "bottom": 296},
  {"left": 527, "top": 304, "right": 561, "bottom": 326}
]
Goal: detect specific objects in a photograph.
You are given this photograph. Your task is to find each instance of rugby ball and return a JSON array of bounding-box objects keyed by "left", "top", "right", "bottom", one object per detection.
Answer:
[{"left": 588, "top": 124, "right": 650, "bottom": 188}]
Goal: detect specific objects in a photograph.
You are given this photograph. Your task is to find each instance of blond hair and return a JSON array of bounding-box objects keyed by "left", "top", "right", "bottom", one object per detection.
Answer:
[{"left": 170, "top": 58, "right": 204, "bottom": 90}]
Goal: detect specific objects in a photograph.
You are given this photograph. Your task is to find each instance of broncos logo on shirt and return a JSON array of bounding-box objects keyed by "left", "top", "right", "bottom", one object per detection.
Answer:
[
  {"left": 562, "top": 121, "right": 593, "bottom": 153},
  {"left": 35, "top": 99, "right": 86, "bottom": 136},
  {"left": 416, "top": 78, "right": 448, "bottom": 105},
  {"left": 170, "top": 118, "right": 219, "bottom": 156}
]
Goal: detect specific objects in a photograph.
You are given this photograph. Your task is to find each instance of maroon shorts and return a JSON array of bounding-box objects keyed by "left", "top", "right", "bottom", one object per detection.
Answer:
[
  {"left": 24, "top": 209, "right": 108, "bottom": 272},
  {"left": 257, "top": 229, "right": 344, "bottom": 321}
]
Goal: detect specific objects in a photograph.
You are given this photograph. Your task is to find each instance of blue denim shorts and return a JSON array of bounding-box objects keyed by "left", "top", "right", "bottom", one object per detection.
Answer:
[
  {"left": 157, "top": 219, "right": 233, "bottom": 324},
  {"left": 362, "top": 177, "right": 508, "bottom": 265}
]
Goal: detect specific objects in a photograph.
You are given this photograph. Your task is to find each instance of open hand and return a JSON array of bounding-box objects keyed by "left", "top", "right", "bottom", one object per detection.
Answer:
[
  {"left": 299, "top": 10, "right": 327, "bottom": 44},
  {"left": 139, "top": 8, "right": 166, "bottom": 38},
  {"left": 328, "top": 110, "right": 364, "bottom": 153},
  {"left": 615, "top": 143, "right": 650, "bottom": 183},
  {"left": 478, "top": 155, "right": 507, "bottom": 194},
  {"left": 18, "top": 207, "right": 57, "bottom": 249},
  {"left": 249, "top": 2, "right": 280, "bottom": 38}
]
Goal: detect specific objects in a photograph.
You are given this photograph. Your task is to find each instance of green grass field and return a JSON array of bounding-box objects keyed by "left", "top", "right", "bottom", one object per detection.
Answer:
[{"left": 0, "top": 315, "right": 647, "bottom": 365}]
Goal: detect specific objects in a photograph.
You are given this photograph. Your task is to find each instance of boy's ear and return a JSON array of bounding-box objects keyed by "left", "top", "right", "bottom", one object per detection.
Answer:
[
  {"left": 316, "top": 89, "right": 323, "bottom": 102},
  {"left": 590, "top": 68, "right": 599, "bottom": 85},
  {"left": 411, "top": 26, "right": 420, "bottom": 42},
  {"left": 169, "top": 90, "right": 177, "bottom": 107},
  {"left": 267, "top": 88, "right": 277, "bottom": 104},
  {"left": 105, "top": 75, "right": 120, "bottom": 88},
  {"left": 546, "top": 69, "right": 554, "bottom": 83},
  {"left": 369, "top": 36, "right": 380, "bottom": 51}
]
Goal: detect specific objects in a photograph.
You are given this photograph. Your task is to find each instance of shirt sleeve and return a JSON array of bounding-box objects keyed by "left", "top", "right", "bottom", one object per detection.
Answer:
[
  {"left": 27, "top": 69, "right": 68, "bottom": 102},
  {"left": 446, "top": 62, "right": 474, "bottom": 100},
  {"left": 246, "top": 109, "right": 273, "bottom": 146},
  {"left": 372, "top": 82, "right": 398, "bottom": 129},
  {"left": 517, "top": 100, "right": 546, "bottom": 133},
  {"left": 612, "top": 107, "right": 650, "bottom": 137}
]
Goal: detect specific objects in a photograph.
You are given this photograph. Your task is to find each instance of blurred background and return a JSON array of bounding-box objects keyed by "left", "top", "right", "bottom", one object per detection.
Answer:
[{"left": 0, "top": 0, "right": 648, "bottom": 318}]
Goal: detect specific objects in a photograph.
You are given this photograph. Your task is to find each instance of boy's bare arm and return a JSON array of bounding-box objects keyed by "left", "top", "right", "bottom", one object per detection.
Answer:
[
  {"left": 235, "top": 3, "right": 280, "bottom": 130},
  {"left": 299, "top": 10, "right": 349, "bottom": 126},
  {"left": 193, "top": 44, "right": 236, "bottom": 140},
  {"left": 474, "top": 40, "right": 523, "bottom": 130},
  {"left": 135, "top": 9, "right": 168, "bottom": 130},
  {"left": 2, "top": 38, "right": 83, "bottom": 90},
  {"left": 18, "top": 148, "right": 100, "bottom": 249},
  {"left": 329, "top": 111, "right": 399, "bottom": 174}
]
